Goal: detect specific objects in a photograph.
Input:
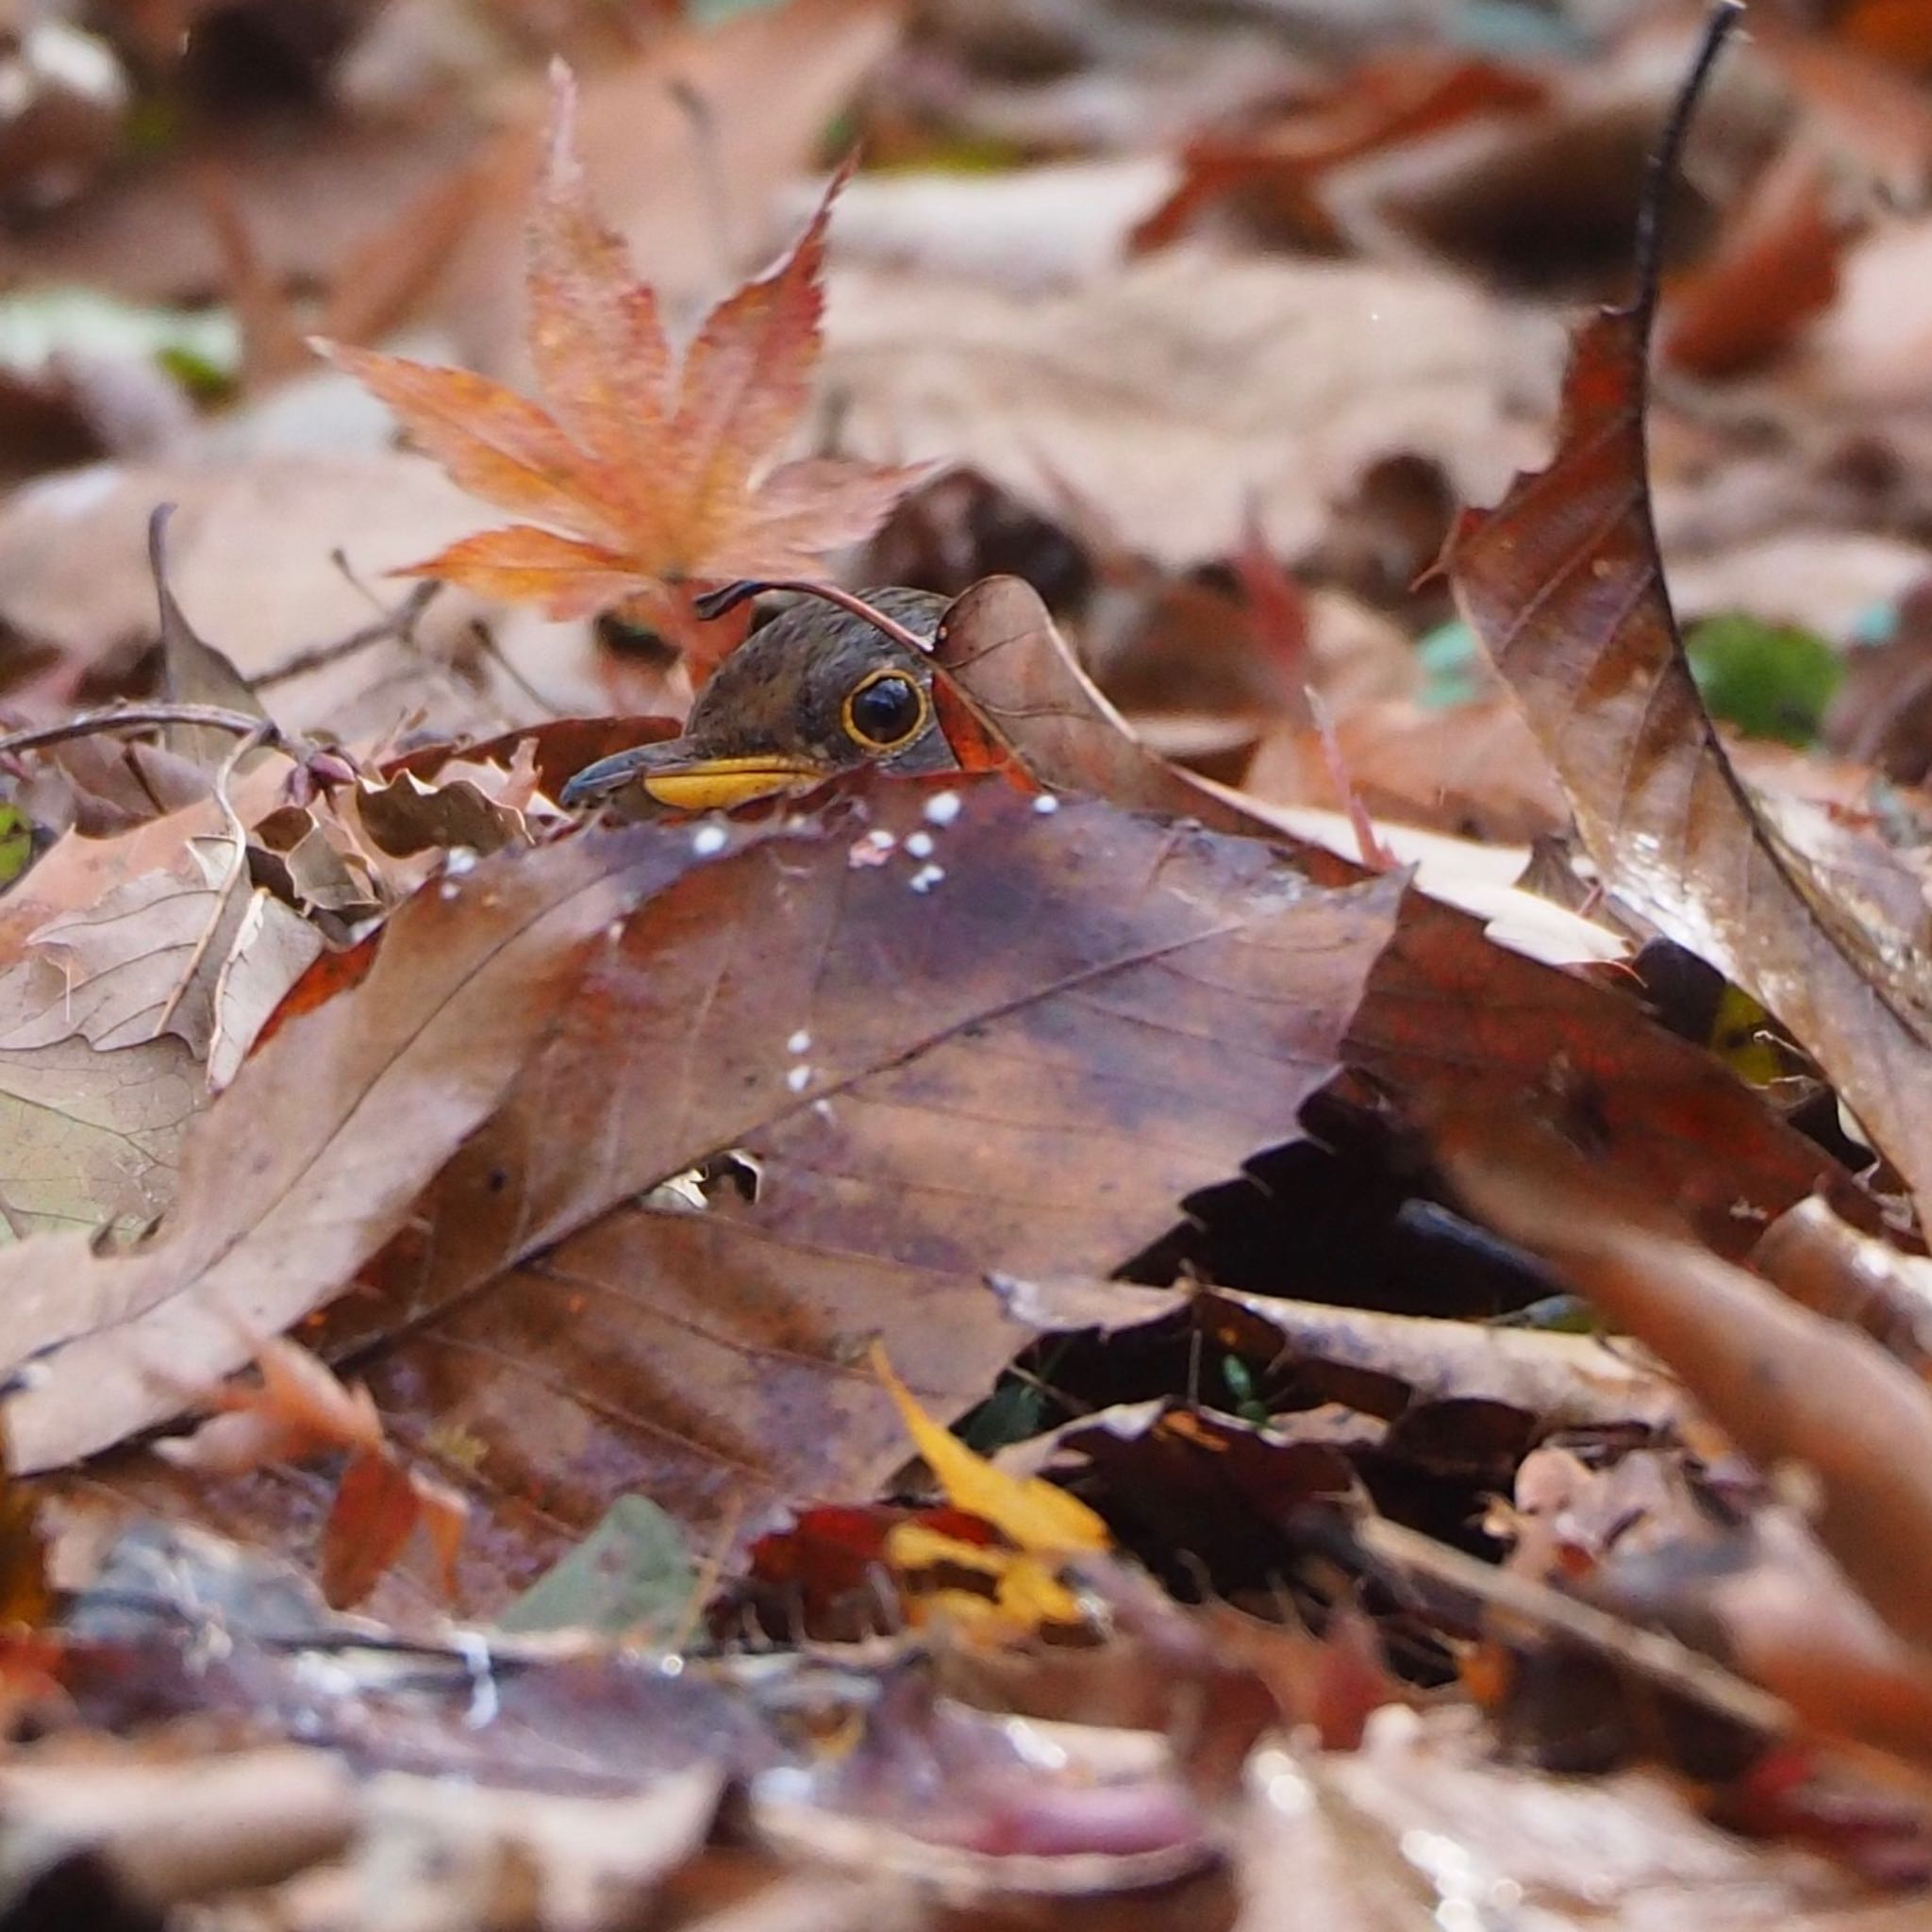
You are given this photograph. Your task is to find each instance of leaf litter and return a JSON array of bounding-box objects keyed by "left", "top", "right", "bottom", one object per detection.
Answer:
[{"left": 13, "top": 2, "right": 1932, "bottom": 1925}]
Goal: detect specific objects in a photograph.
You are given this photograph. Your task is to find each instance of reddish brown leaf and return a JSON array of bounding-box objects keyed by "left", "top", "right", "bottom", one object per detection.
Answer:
[
  {"left": 322, "top": 72, "right": 932, "bottom": 668},
  {"left": 1661, "top": 150, "right": 1853, "bottom": 379},
  {"left": 1131, "top": 53, "right": 1548, "bottom": 254},
  {"left": 262, "top": 775, "right": 1405, "bottom": 1610},
  {"left": 1445, "top": 269, "right": 1932, "bottom": 1221},
  {"left": 322, "top": 1447, "right": 424, "bottom": 1611},
  {"left": 935, "top": 577, "right": 1858, "bottom": 1257},
  {"left": 0, "top": 824, "right": 724, "bottom": 1474}
]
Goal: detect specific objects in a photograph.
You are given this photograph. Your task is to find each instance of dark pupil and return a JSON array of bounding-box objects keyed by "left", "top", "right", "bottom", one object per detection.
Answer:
[{"left": 850, "top": 675, "right": 920, "bottom": 746}]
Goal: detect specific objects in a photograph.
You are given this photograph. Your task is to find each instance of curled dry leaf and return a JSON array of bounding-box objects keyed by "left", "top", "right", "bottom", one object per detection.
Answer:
[
  {"left": 1444, "top": 225, "right": 1932, "bottom": 1222},
  {"left": 937, "top": 577, "right": 1855, "bottom": 1257},
  {"left": 323, "top": 68, "right": 931, "bottom": 670}
]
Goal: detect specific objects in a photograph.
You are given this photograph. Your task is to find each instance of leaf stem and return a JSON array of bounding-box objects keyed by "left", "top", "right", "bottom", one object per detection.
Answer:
[
  {"left": 1629, "top": 0, "right": 1745, "bottom": 336},
  {"left": 693, "top": 579, "right": 936, "bottom": 658}
]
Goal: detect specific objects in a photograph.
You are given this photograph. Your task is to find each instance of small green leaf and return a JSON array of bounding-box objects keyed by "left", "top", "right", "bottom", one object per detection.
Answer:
[
  {"left": 493, "top": 1494, "right": 696, "bottom": 1639},
  {"left": 0, "top": 808, "right": 31, "bottom": 891},
  {"left": 1686, "top": 612, "right": 1842, "bottom": 747},
  {"left": 1416, "top": 621, "right": 1484, "bottom": 709}
]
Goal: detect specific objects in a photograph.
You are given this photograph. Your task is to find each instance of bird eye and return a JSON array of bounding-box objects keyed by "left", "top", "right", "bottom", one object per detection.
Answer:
[{"left": 841, "top": 670, "right": 928, "bottom": 753}]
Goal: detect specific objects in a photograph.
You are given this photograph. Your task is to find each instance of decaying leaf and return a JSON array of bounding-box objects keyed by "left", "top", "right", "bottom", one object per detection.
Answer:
[
  {"left": 0, "top": 1035, "right": 198, "bottom": 1242},
  {"left": 0, "top": 823, "right": 715, "bottom": 1473},
  {"left": 1437, "top": 1108, "right": 1932, "bottom": 1660},
  {"left": 324, "top": 69, "right": 931, "bottom": 667},
  {"left": 175, "top": 775, "right": 1405, "bottom": 1609},
  {"left": 936, "top": 577, "right": 1857, "bottom": 1257},
  {"left": 1445, "top": 219, "right": 1932, "bottom": 1221}
]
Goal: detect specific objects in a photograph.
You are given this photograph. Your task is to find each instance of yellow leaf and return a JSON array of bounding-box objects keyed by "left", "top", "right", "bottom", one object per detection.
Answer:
[
  {"left": 871, "top": 1342, "right": 1110, "bottom": 1556},
  {"left": 885, "top": 1520, "right": 1087, "bottom": 1630}
]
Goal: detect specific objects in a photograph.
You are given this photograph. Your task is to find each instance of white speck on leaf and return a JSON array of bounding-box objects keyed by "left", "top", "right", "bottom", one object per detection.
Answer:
[
  {"left": 691, "top": 824, "right": 728, "bottom": 858},
  {"left": 905, "top": 830, "right": 935, "bottom": 858},
  {"left": 787, "top": 1064, "right": 812, "bottom": 1092},
  {"left": 923, "top": 791, "right": 961, "bottom": 826},
  {"left": 908, "top": 863, "right": 945, "bottom": 893},
  {"left": 787, "top": 1029, "right": 811, "bottom": 1055},
  {"left": 848, "top": 828, "right": 896, "bottom": 869}
]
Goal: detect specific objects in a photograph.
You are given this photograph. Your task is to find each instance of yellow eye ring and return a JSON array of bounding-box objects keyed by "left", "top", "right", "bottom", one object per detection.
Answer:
[{"left": 841, "top": 667, "right": 931, "bottom": 754}]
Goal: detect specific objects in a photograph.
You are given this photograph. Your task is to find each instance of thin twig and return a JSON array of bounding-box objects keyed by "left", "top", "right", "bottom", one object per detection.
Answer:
[
  {"left": 250, "top": 582, "right": 441, "bottom": 692},
  {"left": 1358, "top": 1517, "right": 1792, "bottom": 1736},
  {"left": 0, "top": 706, "right": 283, "bottom": 764},
  {"left": 693, "top": 579, "right": 935, "bottom": 657},
  {"left": 465, "top": 620, "right": 570, "bottom": 719}
]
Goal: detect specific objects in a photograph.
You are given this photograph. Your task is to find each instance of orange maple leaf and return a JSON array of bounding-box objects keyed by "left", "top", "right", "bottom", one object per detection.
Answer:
[{"left": 318, "top": 63, "right": 933, "bottom": 672}]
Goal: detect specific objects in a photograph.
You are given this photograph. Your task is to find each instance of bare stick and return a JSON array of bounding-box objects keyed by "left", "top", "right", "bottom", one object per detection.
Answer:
[
  {"left": 1359, "top": 1517, "right": 1790, "bottom": 1736},
  {"left": 693, "top": 579, "right": 935, "bottom": 657},
  {"left": 250, "top": 582, "right": 441, "bottom": 692},
  {"left": 0, "top": 706, "right": 283, "bottom": 764}
]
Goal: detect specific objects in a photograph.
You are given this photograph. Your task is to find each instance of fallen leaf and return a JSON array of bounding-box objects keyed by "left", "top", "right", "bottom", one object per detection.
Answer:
[
  {"left": 0, "top": 845, "right": 254, "bottom": 1058},
  {"left": 325, "top": 69, "right": 931, "bottom": 667},
  {"left": 496, "top": 1495, "right": 697, "bottom": 1640},
  {"left": 936, "top": 577, "right": 1857, "bottom": 1257},
  {"left": 1661, "top": 147, "right": 1854, "bottom": 380},
  {"left": 1132, "top": 51, "right": 1548, "bottom": 255},
  {"left": 153, "top": 1334, "right": 383, "bottom": 1479},
  {"left": 997, "top": 1275, "right": 1686, "bottom": 1438},
  {"left": 0, "top": 1035, "right": 199, "bottom": 1242},
  {"left": 1436, "top": 1108, "right": 1932, "bottom": 1659},
  {"left": 205, "top": 891, "right": 325, "bottom": 1091},
  {"left": 1752, "top": 1192, "right": 1932, "bottom": 1374},
  {"left": 0, "top": 821, "right": 714, "bottom": 1473},
  {"left": 873, "top": 1343, "right": 1109, "bottom": 1556},
  {"left": 265, "top": 774, "right": 1404, "bottom": 1609},
  {"left": 822, "top": 248, "right": 1547, "bottom": 571},
  {"left": 1446, "top": 234, "right": 1932, "bottom": 1222}
]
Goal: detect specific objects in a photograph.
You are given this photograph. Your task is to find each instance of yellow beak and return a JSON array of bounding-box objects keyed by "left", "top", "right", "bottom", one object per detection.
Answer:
[
  {"left": 561, "top": 738, "right": 839, "bottom": 812},
  {"left": 635, "top": 755, "right": 827, "bottom": 812}
]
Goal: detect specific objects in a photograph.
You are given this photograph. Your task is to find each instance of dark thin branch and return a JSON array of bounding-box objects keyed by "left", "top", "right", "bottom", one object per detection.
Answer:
[
  {"left": 693, "top": 579, "right": 935, "bottom": 657},
  {"left": 0, "top": 705, "right": 284, "bottom": 763},
  {"left": 250, "top": 581, "right": 442, "bottom": 691},
  {"left": 1628, "top": 0, "right": 1745, "bottom": 336}
]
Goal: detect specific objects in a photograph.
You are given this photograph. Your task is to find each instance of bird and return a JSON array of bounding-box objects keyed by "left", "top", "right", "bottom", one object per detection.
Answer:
[{"left": 559, "top": 588, "right": 957, "bottom": 813}]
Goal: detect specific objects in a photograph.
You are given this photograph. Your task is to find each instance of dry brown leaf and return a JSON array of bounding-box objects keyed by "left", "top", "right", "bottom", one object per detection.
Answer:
[
  {"left": 230, "top": 775, "right": 1405, "bottom": 1610},
  {"left": 0, "top": 822, "right": 715, "bottom": 1473},
  {"left": 1446, "top": 253, "right": 1932, "bottom": 1221},
  {"left": 0, "top": 455, "right": 572, "bottom": 744},
  {"left": 0, "top": 1035, "right": 199, "bottom": 1242},
  {"left": 1436, "top": 1108, "right": 1932, "bottom": 1659},
  {"left": 936, "top": 577, "right": 1855, "bottom": 1258},
  {"left": 823, "top": 248, "right": 1546, "bottom": 570}
]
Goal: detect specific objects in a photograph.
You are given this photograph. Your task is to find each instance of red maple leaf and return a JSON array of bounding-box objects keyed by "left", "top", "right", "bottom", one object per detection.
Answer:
[{"left": 319, "top": 64, "right": 933, "bottom": 673}]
